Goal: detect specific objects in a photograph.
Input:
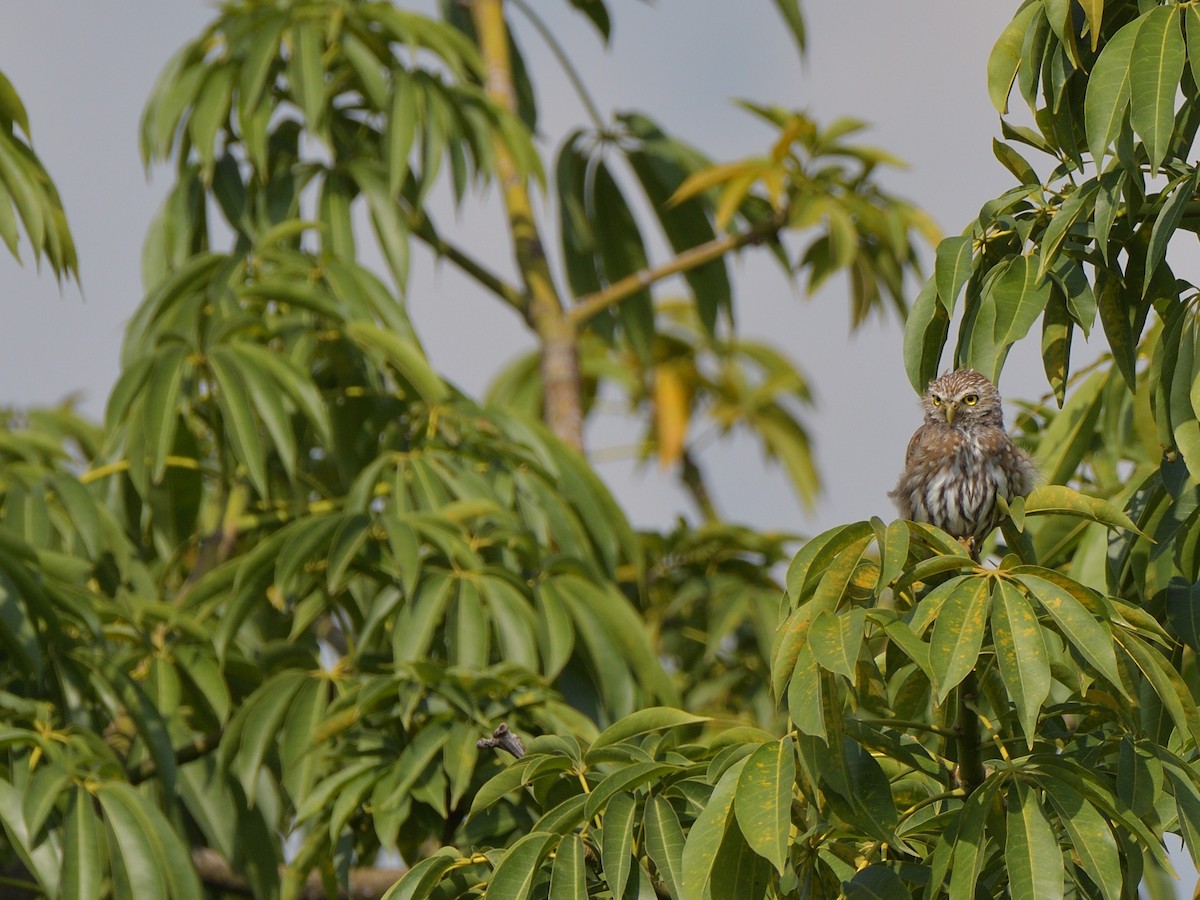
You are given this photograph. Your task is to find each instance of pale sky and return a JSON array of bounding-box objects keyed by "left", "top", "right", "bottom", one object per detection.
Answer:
[{"left": 0, "top": 1, "right": 1194, "bottom": 892}]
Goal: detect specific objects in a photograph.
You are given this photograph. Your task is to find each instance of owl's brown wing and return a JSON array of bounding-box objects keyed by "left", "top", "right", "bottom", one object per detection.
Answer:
[{"left": 903, "top": 422, "right": 948, "bottom": 467}]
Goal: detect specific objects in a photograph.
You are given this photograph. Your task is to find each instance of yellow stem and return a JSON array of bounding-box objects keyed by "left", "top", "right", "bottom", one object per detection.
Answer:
[
  {"left": 469, "top": 0, "right": 583, "bottom": 450},
  {"left": 79, "top": 455, "right": 201, "bottom": 485}
]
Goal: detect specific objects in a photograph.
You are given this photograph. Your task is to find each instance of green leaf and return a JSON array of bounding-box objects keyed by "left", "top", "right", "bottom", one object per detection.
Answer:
[
  {"left": 1041, "top": 286, "right": 1072, "bottom": 406},
  {"left": 991, "top": 581, "right": 1050, "bottom": 745},
  {"left": 946, "top": 779, "right": 1002, "bottom": 898},
  {"left": 549, "top": 834, "right": 587, "bottom": 900},
  {"left": 1016, "top": 573, "right": 1122, "bottom": 690},
  {"left": 1084, "top": 17, "right": 1142, "bottom": 163},
  {"left": 770, "top": 0, "right": 806, "bottom": 55},
  {"left": 96, "top": 782, "right": 203, "bottom": 900},
  {"left": 345, "top": 320, "right": 448, "bottom": 405},
  {"left": 1037, "top": 182, "right": 1098, "bottom": 279},
  {"left": 878, "top": 518, "right": 911, "bottom": 587},
  {"left": 288, "top": 20, "right": 326, "bottom": 130},
  {"left": 992, "top": 138, "right": 1038, "bottom": 185},
  {"left": 987, "top": 3, "right": 1041, "bottom": 113},
  {"left": 930, "top": 577, "right": 990, "bottom": 703},
  {"left": 1144, "top": 170, "right": 1199, "bottom": 295},
  {"left": 708, "top": 826, "right": 771, "bottom": 900},
  {"left": 380, "top": 847, "right": 461, "bottom": 900},
  {"left": 624, "top": 114, "right": 732, "bottom": 336},
  {"left": 556, "top": 132, "right": 602, "bottom": 301},
  {"left": 0, "top": 567, "right": 43, "bottom": 677},
  {"left": 1119, "top": 632, "right": 1200, "bottom": 746},
  {"left": 216, "top": 345, "right": 297, "bottom": 479},
  {"left": 592, "top": 159, "right": 654, "bottom": 364},
  {"left": 1006, "top": 782, "right": 1064, "bottom": 900},
  {"left": 680, "top": 758, "right": 746, "bottom": 900},
  {"left": 1189, "top": 6, "right": 1200, "bottom": 97},
  {"left": 1023, "top": 484, "right": 1143, "bottom": 536},
  {"left": 225, "top": 670, "right": 308, "bottom": 806},
  {"left": 583, "top": 763, "right": 675, "bottom": 820},
  {"left": 1167, "top": 580, "right": 1200, "bottom": 654},
  {"left": 844, "top": 865, "right": 909, "bottom": 900},
  {"left": 208, "top": 350, "right": 269, "bottom": 496},
  {"left": 826, "top": 737, "right": 899, "bottom": 842},
  {"left": 188, "top": 64, "right": 234, "bottom": 177},
  {"left": 644, "top": 795, "right": 686, "bottom": 899},
  {"left": 973, "top": 254, "right": 1051, "bottom": 382},
  {"left": 142, "top": 342, "right": 188, "bottom": 484},
  {"left": 1031, "top": 369, "right": 1106, "bottom": 486},
  {"left": 1042, "top": 784, "right": 1121, "bottom": 900},
  {"left": 733, "top": 738, "right": 794, "bottom": 875},
  {"left": 589, "top": 707, "right": 709, "bottom": 752},
  {"left": 1130, "top": 5, "right": 1186, "bottom": 172},
  {"left": 227, "top": 341, "right": 332, "bottom": 445},
  {"left": 807, "top": 607, "right": 864, "bottom": 680},
  {"left": 483, "top": 832, "right": 556, "bottom": 900},
  {"left": 318, "top": 170, "right": 356, "bottom": 259},
  {"left": 903, "top": 278, "right": 949, "bottom": 393},
  {"left": 61, "top": 786, "right": 103, "bottom": 900},
  {"left": 387, "top": 74, "right": 419, "bottom": 196},
  {"left": 934, "top": 235, "right": 973, "bottom": 314},
  {"left": 601, "top": 793, "right": 637, "bottom": 899},
  {"left": 0, "top": 69, "right": 30, "bottom": 137},
  {"left": 786, "top": 645, "right": 825, "bottom": 739}
]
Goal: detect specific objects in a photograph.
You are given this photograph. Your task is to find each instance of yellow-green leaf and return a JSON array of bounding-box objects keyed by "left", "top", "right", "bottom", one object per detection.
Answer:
[{"left": 734, "top": 737, "right": 795, "bottom": 875}]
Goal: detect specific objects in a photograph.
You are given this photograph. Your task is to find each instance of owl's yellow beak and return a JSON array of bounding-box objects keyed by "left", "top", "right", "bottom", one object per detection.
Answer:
[{"left": 944, "top": 402, "right": 957, "bottom": 425}]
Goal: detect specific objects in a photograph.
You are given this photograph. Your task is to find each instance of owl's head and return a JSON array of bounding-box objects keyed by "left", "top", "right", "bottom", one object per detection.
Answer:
[{"left": 922, "top": 369, "right": 1003, "bottom": 427}]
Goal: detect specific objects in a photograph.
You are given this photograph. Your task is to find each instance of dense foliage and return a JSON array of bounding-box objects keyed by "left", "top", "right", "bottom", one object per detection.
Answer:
[{"left": 4, "top": 1, "right": 1200, "bottom": 899}]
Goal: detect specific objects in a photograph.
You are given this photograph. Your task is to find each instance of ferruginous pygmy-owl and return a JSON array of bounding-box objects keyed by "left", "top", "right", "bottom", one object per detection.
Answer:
[{"left": 889, "top": 369, "right": 1037, "bottom": 548}]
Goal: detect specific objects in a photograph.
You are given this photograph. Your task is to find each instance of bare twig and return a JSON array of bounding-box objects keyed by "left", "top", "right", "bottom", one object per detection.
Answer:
[
  {"left": 477, "top": 722, "right": 527, "bottom": 759},
  {"left": 567, "top": 209, "right": 787, "bottom": 328}
]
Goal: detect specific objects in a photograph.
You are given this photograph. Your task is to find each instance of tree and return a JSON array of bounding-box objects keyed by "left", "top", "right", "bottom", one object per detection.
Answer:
[{"left": 2, "top": 1, "right": 1194, "bottom": 900}]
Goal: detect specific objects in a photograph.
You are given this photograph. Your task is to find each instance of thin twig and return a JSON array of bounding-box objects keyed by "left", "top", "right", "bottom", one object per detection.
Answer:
[
  {"left": 567, "top": 210, "right": 787, "bottom": 327},
  {"left": 477, "top": 723, "right": 527, "bottom": 759}
]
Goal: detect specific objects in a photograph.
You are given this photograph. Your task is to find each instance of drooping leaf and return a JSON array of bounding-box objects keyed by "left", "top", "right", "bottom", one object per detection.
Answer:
[
  {"left": 1005, "top": 782, "right": 1065, "bottom": 900},
  {"left": 1017, "top": 573, "right": 1122, "bottom": 690},
  {"left": 1130, "top": 5, "right": 1186, "bottom": 172},
  {"left": 987, "top": 3, "right": 1041, "bottom": 113},
  {"left": 991, "top": 580, "right": 1051, "bottom": 744},
  {"left": 644, "top": 795, "right": 686, "bottom": 899},
  {"left": 733, "top": 737, "right": 794, "bottom": 874},
  {"left": 930, "top": 577, "right": 990, "bottom": 703},
  {"left": 482, "top": 832, "right": 556, "bottom": 900},
  {"left": 1084, "top": 17, "right": 1142, "bottom": 163},
  {"left": 680, "top": 758, "right": 746, "bottom": 900},
  {"left": 590, "top": 707, "right": 709, "bottom": 752},
  {"left": 601, "top": 792, "right": 637, "bottom": 899}
]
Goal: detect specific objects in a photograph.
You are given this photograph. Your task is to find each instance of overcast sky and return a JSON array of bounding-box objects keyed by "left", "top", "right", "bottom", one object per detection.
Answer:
[{"left": 0, "top": 1, "right": 1194, "bottom": 891}]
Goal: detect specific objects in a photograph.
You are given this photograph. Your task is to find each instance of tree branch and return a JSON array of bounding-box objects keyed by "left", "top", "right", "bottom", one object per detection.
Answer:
[
  {"left": 953, "top": 672, "right": 986, "bottom": 795},
  {"left": 405, "top": 209, "right": 526, "bottom": 314},
  {"left": 567, "top": 209, "right": 787, "bottom": 328}
]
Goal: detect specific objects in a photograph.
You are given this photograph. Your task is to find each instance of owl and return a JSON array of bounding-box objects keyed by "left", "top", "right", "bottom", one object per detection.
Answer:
[{"left": 889, "top": 369, "right": 1037, "bottom": 552}]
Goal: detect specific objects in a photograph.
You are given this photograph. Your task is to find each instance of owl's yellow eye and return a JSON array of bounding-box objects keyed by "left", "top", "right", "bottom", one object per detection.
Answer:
[
  {"left": 931, "top": 397, "right": 941, "bottom": 406},
  {"left": 963, "top": 394, "right": 979, "bottom": 406}
]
